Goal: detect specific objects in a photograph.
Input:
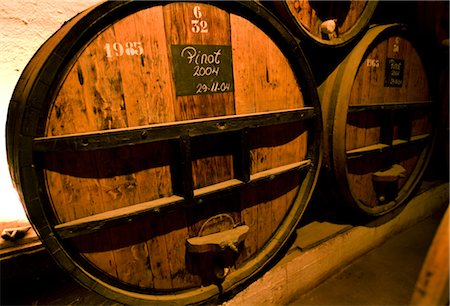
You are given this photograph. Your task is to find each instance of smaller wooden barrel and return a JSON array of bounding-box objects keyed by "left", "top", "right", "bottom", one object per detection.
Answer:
[
  {"left": 6, "top": 1, "right": 321, "bottom": 305},
  {"left": 319, "top": 24, "right": 435, "bottom": 216},
  {"left": 268, "top": 0, "right": 378, "bottom": 47}
]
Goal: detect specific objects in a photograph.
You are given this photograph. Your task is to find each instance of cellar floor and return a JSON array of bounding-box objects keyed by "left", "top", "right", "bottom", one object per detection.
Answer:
[
  {"left": 288, "top": 206, "right": 447, "bottom": 306},
  {"left": 0, "top": 180, "right": 448, "bottom": 305}
]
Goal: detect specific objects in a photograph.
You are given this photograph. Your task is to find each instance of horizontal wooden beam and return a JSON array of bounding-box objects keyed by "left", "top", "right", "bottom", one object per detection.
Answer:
[
  {"left": 34, "top": 107, "right": 315, "bottom": 152},
  {"left": 348, "top": 101, "right": 433, "bottom": 113},
  {"left": 53, "top": 195, "right": 185, "bottom": 239},
  {"left": 53, "top": 159, "right": 311, "bottom": 239},
  {"left": 346, "top": 133, "right": 431, "bottom": 159}
]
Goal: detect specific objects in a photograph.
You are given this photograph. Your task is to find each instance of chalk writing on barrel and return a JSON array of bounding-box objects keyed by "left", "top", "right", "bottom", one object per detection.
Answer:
[{"left": 172, "top": 44, "right": 234, "bottom": 96}]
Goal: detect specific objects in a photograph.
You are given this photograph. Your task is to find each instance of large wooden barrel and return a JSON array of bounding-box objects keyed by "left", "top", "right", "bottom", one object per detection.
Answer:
[
  {"left": 319, "top": 24, "right": 435, "bottom": 216},
  {"left": 6, "top": 1, "right": 321, "bottom": 304},
  {"left": 268, "top": 0, "right": 378, "bottom": 47}
]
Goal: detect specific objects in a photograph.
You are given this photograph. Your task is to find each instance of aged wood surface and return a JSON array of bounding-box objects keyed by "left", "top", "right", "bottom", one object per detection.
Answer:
[
  {"left": 276, "top": 0, "right": 376, "bottom": 45},
  {"left": 38, "top": 2, "right": 311, "bottom": 293},
  {"left": 54, "top": 160, "right": 311, "bottom": 239},
  {"left": 319, "top": 24, "right": 434, "bottom": 215},
  {"left": 287, "top": 0, "right": 368, "bottom": 34},
  {"left": 35, "top": 107, "right": 314, "bottom": 152},
  {"left": 230, "top": 12, "right": 306, "bottom": 261},
  {"left": 346, "top": 34, "right": 431, "bottom": 208}
]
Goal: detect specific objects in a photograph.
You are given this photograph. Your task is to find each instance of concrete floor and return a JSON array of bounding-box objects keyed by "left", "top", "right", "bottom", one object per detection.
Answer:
[{"left": 289, "top": 208, "right": 447, "bottom": 306}]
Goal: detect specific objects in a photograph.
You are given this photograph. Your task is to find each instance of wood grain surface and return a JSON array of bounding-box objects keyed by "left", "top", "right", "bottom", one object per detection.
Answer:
[{"left": 41, "top": 2, "right": 309, "bottom": 291}]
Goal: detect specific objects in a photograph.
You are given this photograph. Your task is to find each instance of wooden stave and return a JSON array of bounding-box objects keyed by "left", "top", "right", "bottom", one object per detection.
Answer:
[
  {"left": 318, "top": 23, "right": 436, "bottom": 216},
  {"left": 6, "top": 1, "right": 322, "bottom": 304}
]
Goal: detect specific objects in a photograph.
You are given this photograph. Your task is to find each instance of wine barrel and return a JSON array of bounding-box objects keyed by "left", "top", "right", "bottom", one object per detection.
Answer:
[
  {"left": 6, "top": 1, "right": 321, "bottom": 304},
  {"left": 319, "top": 24, "right": 435, "bottom": 216},
  {"left": 268, "top": 0, "right": 378, "bottom": 47}
]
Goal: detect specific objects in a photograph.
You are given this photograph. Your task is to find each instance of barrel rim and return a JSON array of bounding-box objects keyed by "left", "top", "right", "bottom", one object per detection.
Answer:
[
  {"left": 270, "top": 0, "right": 379, "bottom": 48},
  {"left": 6, "top": 1, "right": 322, "bottom": 304}
]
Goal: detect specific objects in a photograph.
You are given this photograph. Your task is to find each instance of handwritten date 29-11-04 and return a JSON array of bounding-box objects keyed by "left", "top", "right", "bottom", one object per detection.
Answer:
[{"left": 196, "top": 81, "right": 231, "bottom": 94}]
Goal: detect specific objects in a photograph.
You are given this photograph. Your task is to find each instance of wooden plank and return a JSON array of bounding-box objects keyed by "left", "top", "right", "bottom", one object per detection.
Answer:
[
  {"left": 232, "top": 12, "right": 258, "bottom": 256},
  {"left": 162, "top": 2, "right": 235, "bottom": 288},
  {"left": 249, "top": 160, "right": 311, "bottom": 182},
  {"left": 34, "top": 107, "right": 314, "bottom": 152},
  {"left": 82, "top": 12, "right": 149, "bottom": 287},
  {"left": 346, "top": 133, "right": 431, "bottom": 159},
  {"left": 340, "top": 1, "right": 368, "bottom": 34},
  {"left": 348, "top": 101, "right": 433, "bottom": 113},
  {"left": 346, "top": 36, "right": 387, "bottom": 155},
  {"left": 42, "top": 5, "right": 182, "bottom": 290},
  {"left": 110, "top": 15, "right": 176, "bottom": 290},
  {"left": 193, "top": 179, "right": 243, "bottom": 197},
  {"left": 44, "top": 24, "right": 123, "bottom": 281},
  {"left": 164, "top": 2, "right": 234, "bottom": 194},
  {"left": 409, "top": 133, "right": 431, "bottom": 142},
  {"left": 391, "top": 139, "right": 408, "bottom": 146},
  {"left": 54, "top": 160, "right": 311, "bottom": 239},
  {"left": 54, "top": 195, "right": 185, "bottom": 236},
  {"left": 346, "top": 143, "right": 390, "bottom": 157},
  {"left": 230, "top": 12, "right": 307, "bottom": 262}
]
